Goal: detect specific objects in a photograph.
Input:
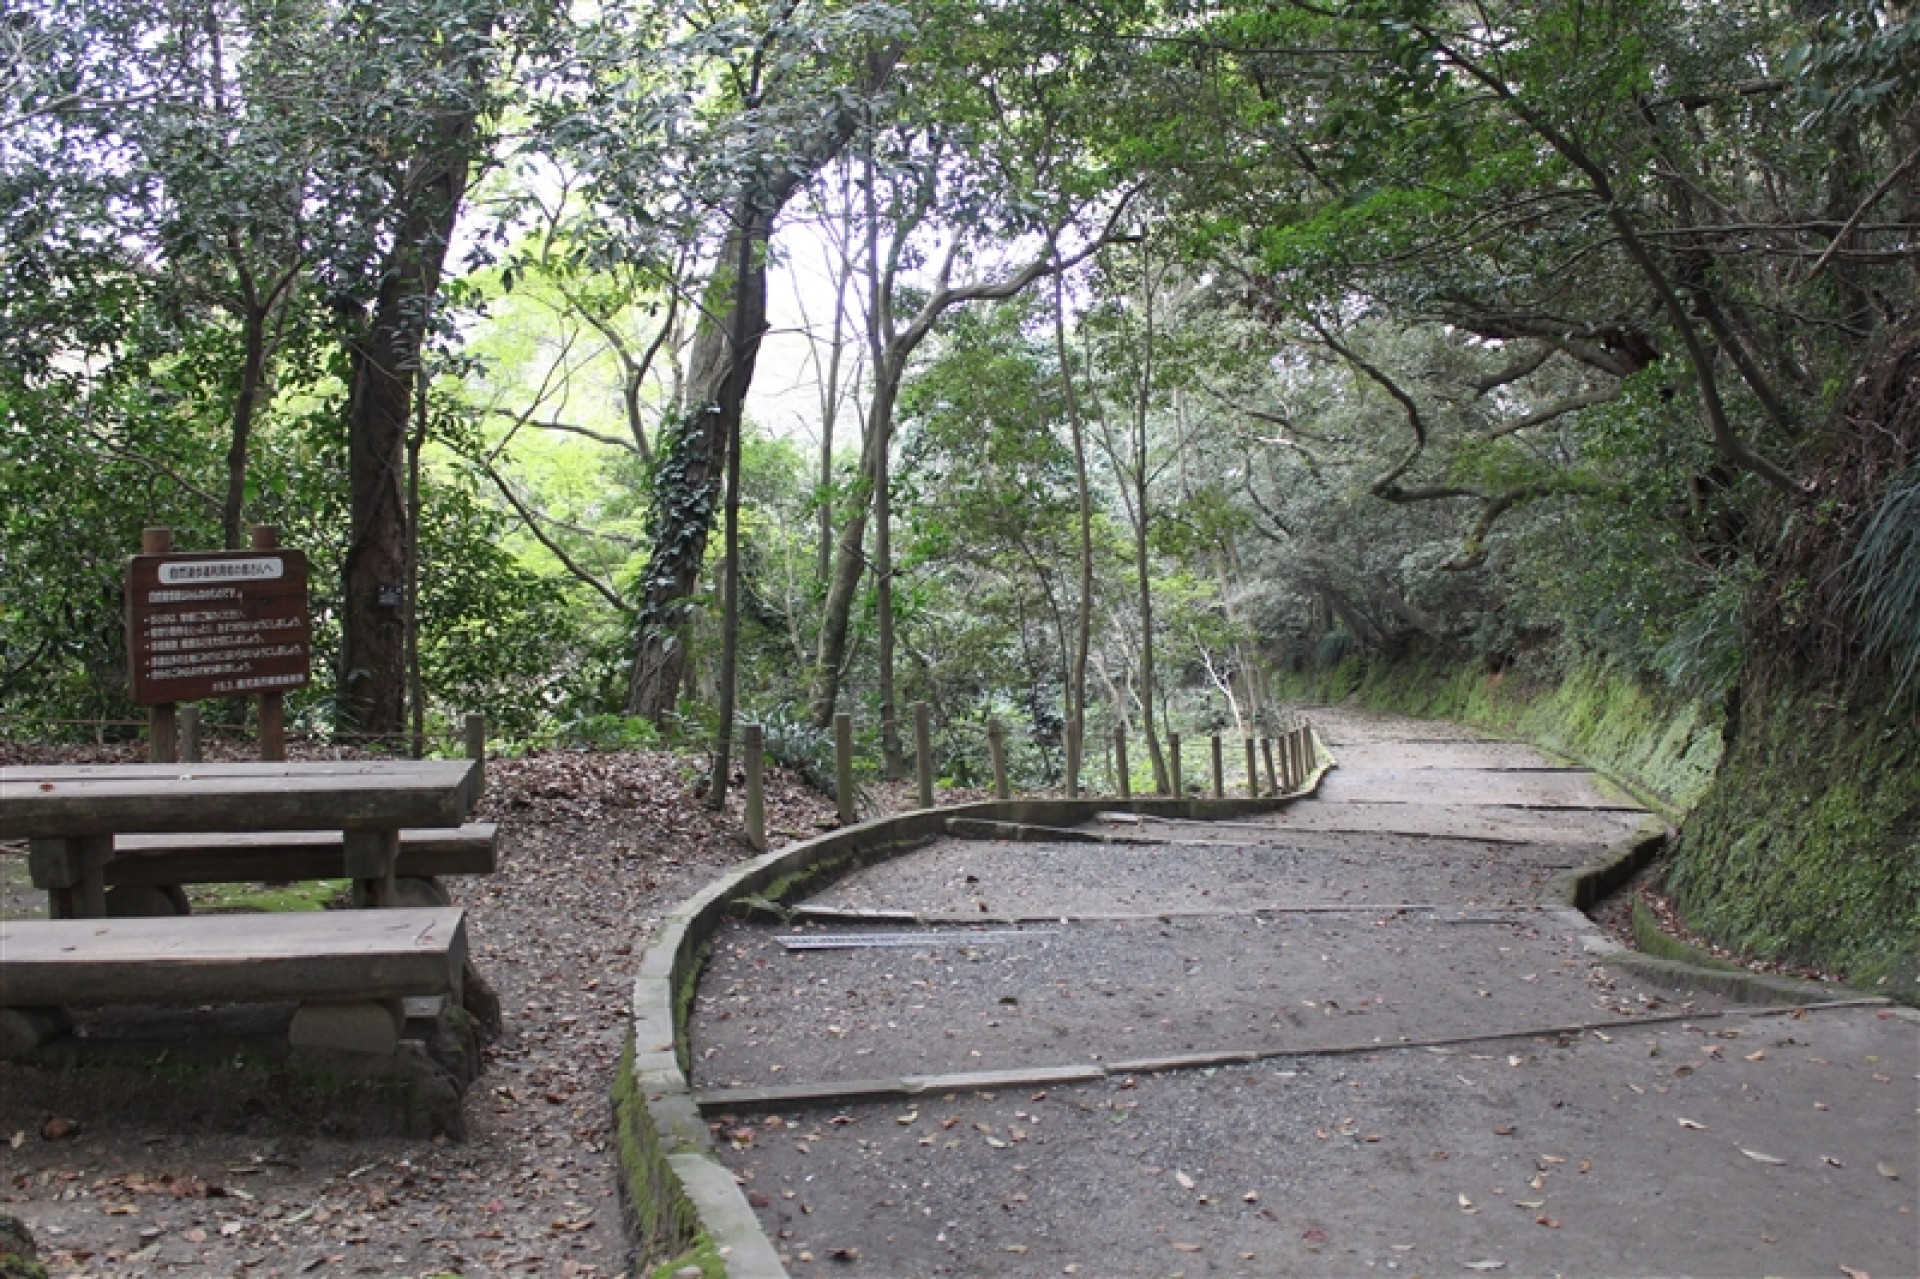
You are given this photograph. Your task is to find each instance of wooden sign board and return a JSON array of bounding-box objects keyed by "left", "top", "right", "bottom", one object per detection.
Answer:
[{"left": 126, "top": 550, "right": 312, "bottom": 705}]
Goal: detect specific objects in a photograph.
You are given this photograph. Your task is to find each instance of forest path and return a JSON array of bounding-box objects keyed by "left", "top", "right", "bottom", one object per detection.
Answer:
[{"left": 692, "top": 708, "right": 1918, "bottom": 1278}]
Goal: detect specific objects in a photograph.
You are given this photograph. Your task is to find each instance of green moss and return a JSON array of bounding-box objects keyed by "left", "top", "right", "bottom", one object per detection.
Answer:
[
  {"left": 189, "top": 878, "right": 348, "bottom": 913},
  {"left": 611, "top": 1031, "right": 702, "bottom": 1264},
  {"left": 647, "top": 1235, "right": 726, "bottom": 1279},
  {"left": 1630, "top": 898, "right": 1743, "bottom": 972},
  {"left": 1667, "top": 687, "right": 1920, "bottom": 1001}
]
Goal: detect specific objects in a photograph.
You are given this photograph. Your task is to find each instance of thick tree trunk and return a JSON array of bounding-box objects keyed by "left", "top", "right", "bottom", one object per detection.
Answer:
[
  {"left": 341, "top": 117, "right": 476, "bottom": 735},
  {"left": 626, "top": 202, "right": 775, "bottom": 722}
]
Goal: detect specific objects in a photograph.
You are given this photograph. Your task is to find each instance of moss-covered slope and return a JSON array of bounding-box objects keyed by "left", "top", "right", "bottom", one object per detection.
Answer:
[{"left": 1667, "top": 687, "right": 1920, "bottom": 997}]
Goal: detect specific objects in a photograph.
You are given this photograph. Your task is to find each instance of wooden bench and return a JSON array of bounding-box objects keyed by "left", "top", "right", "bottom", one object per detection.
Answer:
[
  {"left": 0, "top": 907, "right": 467, "bottom": 1058},
  {"left": 94, "top": 823, "right": 499, "bottom": 913}
]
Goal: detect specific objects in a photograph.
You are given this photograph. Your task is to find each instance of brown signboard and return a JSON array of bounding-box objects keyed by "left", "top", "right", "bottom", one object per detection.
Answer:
[{"left": 126, "top": 550, "right": 312, "bottom": 705}]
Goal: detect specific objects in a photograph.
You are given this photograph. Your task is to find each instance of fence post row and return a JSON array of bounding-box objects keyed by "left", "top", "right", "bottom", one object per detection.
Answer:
[
  {"left": 1113, "top": 726, "right": 1130, "bottom": 800},
  {"left": 987, "top": 719, "right": 1010, "bottom": 801},
  {"left": 1065, "top": 715, "right": 1082, "bottom": 801},
  {"left": 1210, "top": 735, "right": 1224, "bottom": 798},
  {"left": 1168, "top": 731, "right": 1182, "bottom": 798},
  {"left": 833, "top": 712, "right": 856, "bottom": 825},
  {"left": 913, "top": 702, "right": 934, "bottom": 811},
  {"left": 743, "top": 722, "right": 767, "bottom": 852},
  {"left": 1245, "top": 737, "right": 1260, "bottom": 798},
  {"left": 1262, "top": 737, "right": 1279, "bottom": 795}
]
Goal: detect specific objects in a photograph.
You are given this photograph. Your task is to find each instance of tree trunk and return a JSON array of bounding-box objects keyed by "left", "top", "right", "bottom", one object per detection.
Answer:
[
  {"left": 1056, "top": 262, "right": 1093, "bottom": 796},
  {"left": 626, "top": 200, "right": 775, "bottom": 722},
  {"left": 341, "top": 110, "right": 477, "bottom": 736},
  {"left": 222, "top": 305, "right": 268, "bottom": 550},
  {"left": 809, "top": 359, "right": 899, "bottom": 727}
]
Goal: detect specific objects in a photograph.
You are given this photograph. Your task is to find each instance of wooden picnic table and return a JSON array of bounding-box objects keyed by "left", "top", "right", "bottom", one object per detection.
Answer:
[{"left": 1, "top": 759, "right": 481, "bottom": 917}]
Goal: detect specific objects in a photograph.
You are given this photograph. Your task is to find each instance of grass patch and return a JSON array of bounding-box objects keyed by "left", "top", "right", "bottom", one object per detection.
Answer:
[{"left": 188, "top": 878, "right": 349, "bottom": 913}]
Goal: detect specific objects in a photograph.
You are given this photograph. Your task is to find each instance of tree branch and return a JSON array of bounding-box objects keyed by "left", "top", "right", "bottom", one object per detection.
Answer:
[{"left": 473, "top": 460, "right": 634, "bottom": 614}]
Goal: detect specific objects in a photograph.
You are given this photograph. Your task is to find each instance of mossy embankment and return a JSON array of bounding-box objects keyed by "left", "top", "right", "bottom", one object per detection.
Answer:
[
  {"left": 1666, "top": 685, "right": 1919, "bottom": 997},
  {"left": 1283, "top": 656, "right": 1919, "bottom": 1003}
]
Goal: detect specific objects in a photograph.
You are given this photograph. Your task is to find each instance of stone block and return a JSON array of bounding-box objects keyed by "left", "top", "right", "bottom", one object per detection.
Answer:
[{"left": 289, "top": 998, "right": 405, "bottom": 1055}]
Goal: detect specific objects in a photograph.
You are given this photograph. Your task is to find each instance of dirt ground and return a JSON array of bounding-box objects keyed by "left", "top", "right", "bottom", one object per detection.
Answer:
[{"left": 1, "top": 742, "right": 841, "bottom": 1278}]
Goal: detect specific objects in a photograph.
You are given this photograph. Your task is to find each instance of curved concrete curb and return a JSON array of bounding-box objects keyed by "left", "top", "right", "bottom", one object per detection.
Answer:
[
  {"left": 616, "top": 742, "right": 1334, "bottom": 1278},
  {"left": 1543, "top": 817, "right": 1880, "bottom": 1008}
]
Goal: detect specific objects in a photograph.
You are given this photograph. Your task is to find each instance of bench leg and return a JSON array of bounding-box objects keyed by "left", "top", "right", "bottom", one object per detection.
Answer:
[
  {"left": 1, "top": 1006, "right": 73, "bottom": 1057},
  {"left": 289, "top": 999, "right": 406, "bottom": 1055},
  {"left": 29, "top": 835, "right": 111, "bottom": 919},
  {"left": 343, "top": 830, "right": 400, "bottom": 907}
]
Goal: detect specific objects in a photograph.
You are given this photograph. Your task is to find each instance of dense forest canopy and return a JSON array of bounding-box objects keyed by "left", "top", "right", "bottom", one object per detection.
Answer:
[{"left": 3, "top": 0, "right": 1915, "bottom": 800}]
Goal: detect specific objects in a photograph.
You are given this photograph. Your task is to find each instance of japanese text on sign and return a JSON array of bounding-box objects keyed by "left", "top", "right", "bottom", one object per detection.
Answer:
[{"left": 126, "top": 550, "right": 312, "bottom": 704}]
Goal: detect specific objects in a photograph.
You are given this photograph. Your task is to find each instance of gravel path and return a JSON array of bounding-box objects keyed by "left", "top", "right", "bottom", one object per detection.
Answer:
[{"left": 690, "top": 707, "right": 1919, "bottom": 1278}]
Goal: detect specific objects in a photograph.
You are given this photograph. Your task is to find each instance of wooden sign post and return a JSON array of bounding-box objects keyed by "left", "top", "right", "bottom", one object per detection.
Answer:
[{"left": 126, "top": 526, "right": 312, "bottom": 761}]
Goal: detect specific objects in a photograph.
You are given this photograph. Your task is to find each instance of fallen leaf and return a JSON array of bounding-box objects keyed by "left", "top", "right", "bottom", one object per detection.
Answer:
[
  {"left": 1514, "top": 1199, "right": 1545, "bottom": 1209},
  {"left": 1840, "top": 1267, "right": 1870, "bottom": 1279},
  {"left": 1174, "top": 1171, "right": 1195, "bottom": 1190},
  {"left": 1535, "top": 1215, "right": 1561, "bottom": 1229},
  {"left": 1877, "top": 1162, "right": 1900, "bottom": 1180},
  {"left": 1822, "top": 1155, "right": 1844, "bottom": 1168},
  {"left": 1004, "top": 1244, "right": 1028, "bottom": 1255},
  {"left": 1462, "top": 1262, "right": 1505, "bottom": 1272},
  {"left": 1677, "top": 1117, "right": 1708, "bottom": 1130},
  {"left": 1742, "top": 1149, "right": 1787, "bottom": 1166},
  {"left": 1172, "top": 1241, "right": 1203, "bottom": 1252},
  {"left": 828, "top": 1247, "right": 860, "bottom": 1262},
  {"left": 1493, "top": 1125, "right": 1515, "bottom": 1136}
]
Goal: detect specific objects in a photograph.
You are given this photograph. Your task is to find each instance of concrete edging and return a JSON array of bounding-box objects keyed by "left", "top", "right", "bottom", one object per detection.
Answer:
[
  {"left": 1542, "top": 816, "right": 1869, "bottom": 1007},
  {"left": 615, "top": 738, "right": 1334, "bottom": 1278}
]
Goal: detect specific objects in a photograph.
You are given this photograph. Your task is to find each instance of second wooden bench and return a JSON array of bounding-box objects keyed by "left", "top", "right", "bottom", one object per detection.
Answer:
[{"left": 93, "top": 823, "right": 498, "bottom": 913}]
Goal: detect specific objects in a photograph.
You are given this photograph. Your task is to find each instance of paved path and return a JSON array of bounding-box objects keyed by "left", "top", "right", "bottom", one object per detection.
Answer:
[{"left": 687, "top": 709, "right": 1918, "bottom": 1278}]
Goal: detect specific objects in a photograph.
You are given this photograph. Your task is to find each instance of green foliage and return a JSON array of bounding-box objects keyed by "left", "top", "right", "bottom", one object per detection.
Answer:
[{"left": 1846, "top": 460, "right": 1920, "bottom": 704}]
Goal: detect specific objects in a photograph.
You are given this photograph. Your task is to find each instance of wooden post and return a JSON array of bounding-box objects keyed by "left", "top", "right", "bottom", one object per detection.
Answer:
[
  {"left": 987, "top": 719, "right": 1010, "bottom": 801},
  {"left": 1113, "top": 726, "right": 1130, "bottom": 800},
  {"left": 249, "top": 525, "right": 286, "bottom": 761},
  {"left": 1210, "top": 734, "right": 1224, "bottom": 798},
  {"left": 1064, "top": 715, "right": 1082, "bottom": 800},
  {"left": 1167, "top": 731, "right": 1183, "bottom": 797},
  {"left": 743, "top": 722, "right": 767, "bottom": 852},
  {"left": 1262, "top": 737, "right": 1280, "bottom": 796},
  {"left": 834, "top": 712, "right": 856, "bottom": 825},
  {"left": 179, "top": 705, "right": 202, "bottom": 764},
  {"left": 143, "top": 527, "right": 178, "bottom": 764},
  {"left": 465, "top": 713, "right": 487, "bottom": 799},
  {"left": 913, "top": 701, "right": 934, "bottom": 810},
  {"left": 1245, "top": 738, "right": 1260, "bottom": 798}
]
